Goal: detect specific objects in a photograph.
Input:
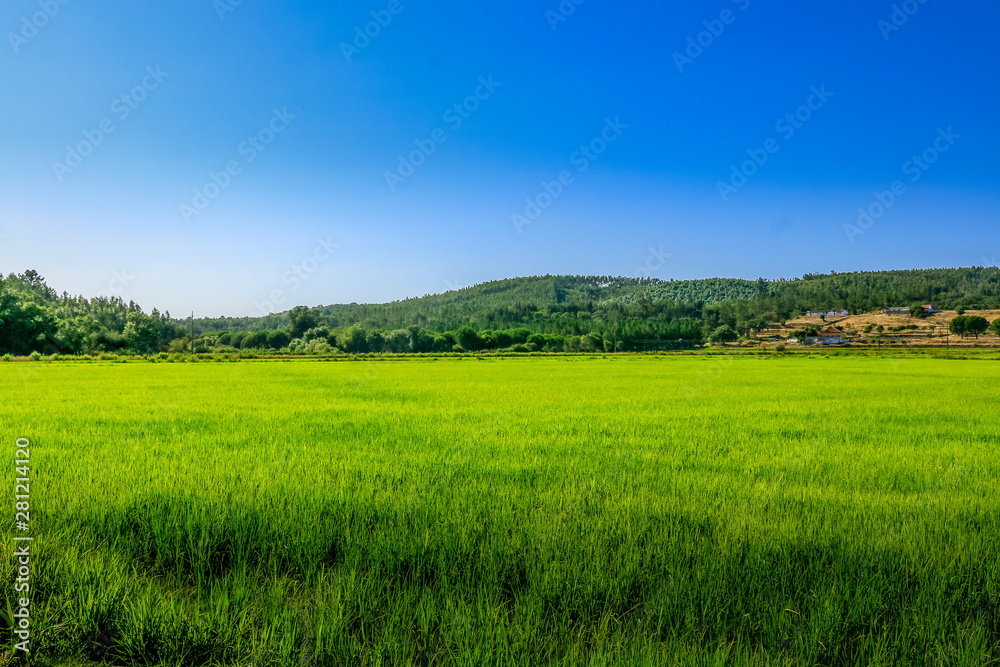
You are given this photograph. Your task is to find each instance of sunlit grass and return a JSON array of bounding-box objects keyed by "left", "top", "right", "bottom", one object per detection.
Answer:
[{"left": 2, "top": 355, "right": 999, "bottom": 665}]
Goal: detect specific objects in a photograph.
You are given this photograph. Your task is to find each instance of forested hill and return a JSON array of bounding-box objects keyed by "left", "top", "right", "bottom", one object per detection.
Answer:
[
  {"left": 194, "top": 268, "right": 1000, "bottom": 333},
  {"left": 1, "top": 267, "right": 999, "bottom": 355}
]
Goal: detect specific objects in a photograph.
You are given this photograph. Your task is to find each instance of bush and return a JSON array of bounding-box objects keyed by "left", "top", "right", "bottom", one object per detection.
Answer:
[
  {"left": 242, "top": 331, "right": 269, "bottom": 349},
  {"left": 456, "top": 327, "right": 479, "bottom": 352},
  {"left": 267, "top": 330, "right": 291, "bottom": 349},
  {"left": 29, "top": 351, "right": 42, "bottom": 361},
  {"left": 2, "top": 354, "right": 11, "bottom": 362},
  {"left": 580, "top": 334, "right": 600, "bottom": 352}
]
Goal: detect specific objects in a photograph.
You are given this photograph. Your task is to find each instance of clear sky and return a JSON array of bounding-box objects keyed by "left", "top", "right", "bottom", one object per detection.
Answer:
[{"left": 1, "top": 0, "right": 998, "bottom": 317}]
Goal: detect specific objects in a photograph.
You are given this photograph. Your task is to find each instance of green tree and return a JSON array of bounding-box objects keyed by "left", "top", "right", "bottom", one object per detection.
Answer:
[
  {"left": 365, "top": 330, "right": 385, "bottom": 353},
  {"left": 991, "top": 318, "right": 1000, "bottom": 337},
  {"left": 303, "top": 327, "right": 329, "bottom": 342},
  {"left": 242, "top": 331, "right": 269, "bottom": 349},
  {"left": 949, "top": 316, "right": 968, "bottom": 338},
  {"left": 385, "top": 329, "right": 411, "bottom": 353},
  {"left": 456, "top": 327, "right": 479, "bottom": 351},
  {"left": 0, "top": 293, "right": 58, "bottom": 355},
  {"left": 267, "top": 330, "right": 291, "bottom": 349},
  {"left": 337, "top": 327, "right": 369, "bottom": 354},
  {"left": 709, "top": 325, "right": 737, "bottom": 346},
  {"left": 527, "top": 333, "right": 546, "bottom": 351},
  {"left": 123, "top": 311, "right": 161, "bottom": 354},
  {"left": 410, "top": 327, "right": 434, "bottom": 353},
  {"left": 964, "top": 316, "right": 989, "bottom": 338},
  {"left": 288, "top": 306, "right": 319, "bottom": 339},
  {"left": 909, "top": 303, "right": 928, "bottom": 318}
]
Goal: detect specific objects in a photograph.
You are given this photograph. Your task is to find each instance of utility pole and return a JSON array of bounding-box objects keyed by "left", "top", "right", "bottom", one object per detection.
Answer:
[{"left": 190, "top": 311, "right": 194, "bottom": 354}]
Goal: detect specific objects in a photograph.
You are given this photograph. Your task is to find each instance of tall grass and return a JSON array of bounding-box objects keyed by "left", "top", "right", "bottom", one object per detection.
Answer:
[{"left": 2, "top": 356, "right": 999, "bottom": 665}]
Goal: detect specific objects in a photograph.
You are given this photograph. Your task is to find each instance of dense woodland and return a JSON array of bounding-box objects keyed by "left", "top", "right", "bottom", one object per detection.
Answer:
[{"left": 1, "top": 267, "right": 999, "bottom": 355}]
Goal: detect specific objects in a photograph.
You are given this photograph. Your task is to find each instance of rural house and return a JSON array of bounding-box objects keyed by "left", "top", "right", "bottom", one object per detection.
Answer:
[
  {"left": 883, "top": 307, "right": 910, "bottom": 315},
  {"left": 805, "top": 328, "right": 844, "bottom": 345},
  {"left": 806, "top": 309, "right": 849, "bottom": 317}
]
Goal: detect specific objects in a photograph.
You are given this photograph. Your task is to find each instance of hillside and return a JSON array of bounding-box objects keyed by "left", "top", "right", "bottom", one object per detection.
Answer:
[
  {"left": 192, "top": 267, "right": 1000, "bottom": 333},
  {"left": 1, "top": 267, "right": 999, "bottom": 355}
]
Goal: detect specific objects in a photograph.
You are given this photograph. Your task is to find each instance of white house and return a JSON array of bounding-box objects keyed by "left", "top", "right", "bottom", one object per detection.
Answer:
[
  {"left": 805, "top": 328, "right": 844, "bottom": 345},
  {"left": 806, "top": 309, "right": 849, "bottom": 317}
]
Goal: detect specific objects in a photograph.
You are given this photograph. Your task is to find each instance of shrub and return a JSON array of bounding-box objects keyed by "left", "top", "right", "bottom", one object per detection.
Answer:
[
  {"left": 2, "top": 354, "right": 11, "bottom": 362},
  {"left": 29, "top": 351, "right": 42, "bottom": 361},
  {"left": 242, "top": 331, "right": 269, "bottom": 349},
  {"left": 267, "top": 330, "right": 291, "bottom": 349},
  {"left": 456, "top": 327, "right": 479, "bottom": 352}
]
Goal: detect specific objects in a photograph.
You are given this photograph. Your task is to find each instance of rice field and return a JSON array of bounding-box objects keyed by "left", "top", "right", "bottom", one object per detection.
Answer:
[{"left": 2, "top": 355, "right": 1000, "bottom": 666}]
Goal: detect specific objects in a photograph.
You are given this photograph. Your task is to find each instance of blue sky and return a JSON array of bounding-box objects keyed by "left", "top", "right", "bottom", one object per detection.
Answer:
[{"left": 1, "top": 0, "right": 998, "bottom": 316}]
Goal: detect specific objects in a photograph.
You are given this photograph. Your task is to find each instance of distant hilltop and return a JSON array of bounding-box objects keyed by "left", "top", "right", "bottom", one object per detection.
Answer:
[{"left": 1, "top": 267, "right": 998, "bottom": 355}]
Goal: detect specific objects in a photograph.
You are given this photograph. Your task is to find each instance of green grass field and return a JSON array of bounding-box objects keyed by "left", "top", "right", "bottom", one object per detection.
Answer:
[{"left": 2, "top": 355, "right": 999, "bottom": 666}]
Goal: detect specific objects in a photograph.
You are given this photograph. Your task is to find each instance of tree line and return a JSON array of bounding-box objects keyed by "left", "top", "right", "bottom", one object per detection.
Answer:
[{"left": 2, "top": 268, "right": 999, "bottom": 356}]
